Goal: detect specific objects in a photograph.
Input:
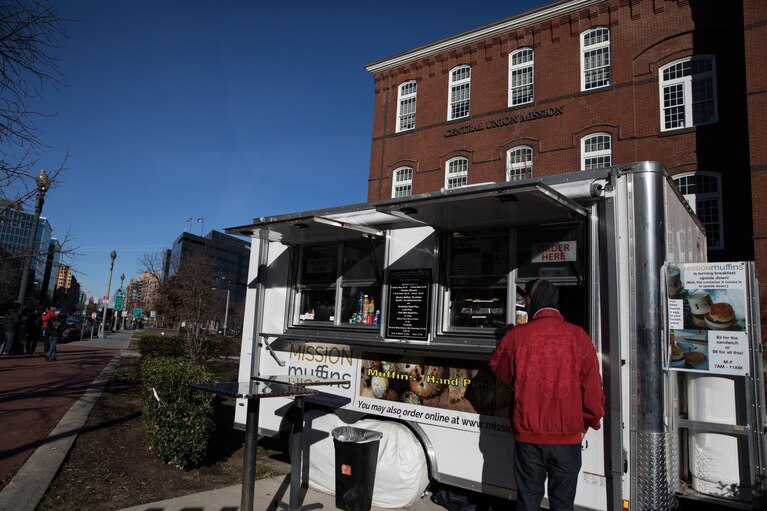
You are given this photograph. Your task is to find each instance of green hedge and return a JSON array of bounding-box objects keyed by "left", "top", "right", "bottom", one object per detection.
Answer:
[
  {"left": 138, "top": 336, "right": 185, "bottom": 358},
  {"left": 141, "top": 357, "right": 214, "bottom": 469},
  {"left": 138, "top": 335, "right": 240, "bottom": 359}
]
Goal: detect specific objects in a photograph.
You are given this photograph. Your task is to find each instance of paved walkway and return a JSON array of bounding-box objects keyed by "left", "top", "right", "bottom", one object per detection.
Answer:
[
  {"left": 0, "top": 329, "right": 447, "bottom": 511},
  {"left": 0, "top": 330, "right": 132, "bottom": 511}
]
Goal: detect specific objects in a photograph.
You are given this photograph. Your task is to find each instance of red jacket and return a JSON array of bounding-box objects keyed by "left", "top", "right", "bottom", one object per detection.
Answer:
[
  {"left": 41, "top": 309, "right": 55, "bottom": 328},
  {"left": 489, "top": 308, "right": 604, "bottom": 444}
]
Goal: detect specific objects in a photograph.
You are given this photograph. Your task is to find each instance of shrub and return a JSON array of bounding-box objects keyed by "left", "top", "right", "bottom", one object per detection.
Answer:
[
  {"left": 206, "top": 335, "right": 241, "bottom": 359},
  {"left": 138, "top": 333, "right": 240, "bottom": 360},
  {"left": 138, "top": 335, "right": 185, "bottom": 358},
  {"left": 141, "top": 357, "right": 214, "bottom": 469}
]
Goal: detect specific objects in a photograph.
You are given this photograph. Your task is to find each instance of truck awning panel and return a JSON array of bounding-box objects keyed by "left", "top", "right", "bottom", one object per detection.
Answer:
[
  {"left": 226, "top": 182, "right": 589, "bottom": 243},
  {"left": 376, "top": 183, "right": 589, "bottom": 231}
]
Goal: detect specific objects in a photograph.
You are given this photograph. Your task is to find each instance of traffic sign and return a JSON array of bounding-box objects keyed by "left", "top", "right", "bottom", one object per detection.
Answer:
[
  {"left": 91, "top": 312, "right": 97, "bottom": 320},
  {"left": 114, "top": 294, "right": 124, "bottom": 311},
  {"left": 133, "top": 308, "right": 142, "bottom": 319}
]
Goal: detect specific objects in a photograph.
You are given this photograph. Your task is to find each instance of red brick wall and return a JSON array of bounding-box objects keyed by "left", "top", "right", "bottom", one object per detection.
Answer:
[
  {"left": 744, "top": 0, "right": 767, "bottom": 339},
  {"left": 367, "top": 0, "right": 753, "bottom": 264}
]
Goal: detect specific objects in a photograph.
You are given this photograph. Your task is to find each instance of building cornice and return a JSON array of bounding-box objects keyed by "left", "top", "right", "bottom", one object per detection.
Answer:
[{"left": 364, "top": 0, "right": 604, "bottom": 74}]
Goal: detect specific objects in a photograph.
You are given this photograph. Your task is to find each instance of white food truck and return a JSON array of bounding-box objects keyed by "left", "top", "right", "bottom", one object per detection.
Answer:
[{"left": 226, "top": 161, "right": 765, "bottom": 510}]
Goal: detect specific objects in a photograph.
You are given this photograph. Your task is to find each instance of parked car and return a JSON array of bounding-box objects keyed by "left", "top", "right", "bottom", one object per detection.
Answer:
[{"left": 61, "top": 315, "right": 93, "bottom": 341}]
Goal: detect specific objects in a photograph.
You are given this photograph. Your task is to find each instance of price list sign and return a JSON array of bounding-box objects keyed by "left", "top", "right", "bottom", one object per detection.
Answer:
[{"left": 386, "top": 269, "right": 431, "bottom": 340}]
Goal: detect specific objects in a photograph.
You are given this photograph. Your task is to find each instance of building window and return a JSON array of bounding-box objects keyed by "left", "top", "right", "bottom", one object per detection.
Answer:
[
  {"left": 506, "top": 146, "right": 533, "bottom": 181},
  {"left": 509, "top": 48, "right": 534, "bottom": 106},
  {"left": 448, "top": 65, "right": 471, "bottom": 120},
  {"left": 445, "top": 157, "right": 468, "bottom": 189},
  {"left": 392, "top": 167, "right": 413, "bottom": 198},
  {"left": 396, "top": 81, "right": 417, "bottom": 132},
  {"left": 660, "top": 56, "right": 717, "bottom": 131},
  {"left": 581, "top": 27, "right": 610, "bottom": 91},
  {"left": 581, "top": 133, "right": 612, "bottom": 170},
  {"left": 673, "top": 172, "right": 723, "bottom": 250}
]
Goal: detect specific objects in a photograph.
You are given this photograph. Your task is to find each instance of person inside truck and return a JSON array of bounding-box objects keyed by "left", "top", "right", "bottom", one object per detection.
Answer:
[{"left": 489, "top": 279, "right": 604, "bottom": 511}]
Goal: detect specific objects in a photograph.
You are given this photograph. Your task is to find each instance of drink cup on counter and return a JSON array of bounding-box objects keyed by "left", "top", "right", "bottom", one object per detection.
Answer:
[
  {"left": 666, "top": 267, "right": 683, "bottom": 296},
  {"left": 688, "top": 291, "right": 712, "bottom": 327}
]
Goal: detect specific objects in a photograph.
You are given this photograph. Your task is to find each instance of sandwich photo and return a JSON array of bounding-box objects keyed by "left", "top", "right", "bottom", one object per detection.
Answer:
[
  {"left": 683, "top": 351, "right": 707, "bottom": 364},
  {"left": 705, "top": 302, "right": 736, "bottom": 328}
]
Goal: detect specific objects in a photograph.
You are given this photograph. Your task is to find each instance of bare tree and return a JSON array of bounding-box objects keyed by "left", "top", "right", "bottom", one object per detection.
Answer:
[
  {"left": 155, "top": 251, "right": 217, "bottom": 361},
  {"left": 137, "top": 250, "right": 167, "bottom": 286},
  {"left": 0, "top": 1, "right": 68, "bottom": 207},
  {"left": 0, "top": 2, "right": 73, "bottom": 306}
]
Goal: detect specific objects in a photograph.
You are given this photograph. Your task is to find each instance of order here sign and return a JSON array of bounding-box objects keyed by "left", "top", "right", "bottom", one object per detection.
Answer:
[{"left": 532, "top": 241, "right": 577, "bottom": 263}]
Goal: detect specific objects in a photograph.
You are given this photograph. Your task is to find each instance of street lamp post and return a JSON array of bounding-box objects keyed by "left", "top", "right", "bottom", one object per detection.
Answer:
[
  {"left": 100, "top": 250, "right": 117, "bottom": 338},
  {"left": 223, "top": 287, "right": 230, "bottom": 333},
  {"left": 119, "top": 273, "right": 125, "bottom": 330},
  {"left": 17, "top": 170, "right": 51, "bottom": 308},
  {"left": 212, "top": 278, "right": 231, "bottom": 334}
]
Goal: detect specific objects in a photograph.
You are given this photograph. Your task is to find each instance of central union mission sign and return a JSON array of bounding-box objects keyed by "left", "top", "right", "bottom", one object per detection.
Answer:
[{"left": 444, "top": 105, "right": 565, "bottom": 137}]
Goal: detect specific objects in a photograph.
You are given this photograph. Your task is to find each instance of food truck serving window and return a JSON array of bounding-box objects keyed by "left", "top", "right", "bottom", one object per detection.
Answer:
[
  {"left": 443, "top": 224, "right": 584, "bottom": 332},
  {"left": 447, "top": 230, "right": 511, "bottom": 330},
  {"left": 294, "top": 238, "right": 384, "bottom": 327}
]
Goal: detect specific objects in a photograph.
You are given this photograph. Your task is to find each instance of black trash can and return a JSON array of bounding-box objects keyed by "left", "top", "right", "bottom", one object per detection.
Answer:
[{"left": 332, "top": 426, "right": 383, "bottom": 511}]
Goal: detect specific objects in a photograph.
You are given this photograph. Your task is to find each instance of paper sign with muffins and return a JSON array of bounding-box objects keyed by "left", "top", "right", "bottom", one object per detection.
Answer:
[
  {"left": 665, "top": 262, "right": 750, "bottom": 376},
  {"left": 359, "top": 356, "right": 512, "bottom": 433}
]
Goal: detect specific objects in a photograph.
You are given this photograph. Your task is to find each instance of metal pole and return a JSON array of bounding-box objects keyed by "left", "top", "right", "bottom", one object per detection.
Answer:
[
  {"left": 224, "top": 288, "right": 230, "bottom": 332},
  {"left": 100, "top": 250, "right": 117, "bottom": 339},
  {"left": 119, "top": 274, "right": 125, "bottom": 331},
  {"left": 17, "top": 170, "right": 50, "bottom": 308}
]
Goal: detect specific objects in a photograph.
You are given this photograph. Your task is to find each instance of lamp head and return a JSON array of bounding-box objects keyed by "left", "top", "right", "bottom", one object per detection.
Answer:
[
  {"left": 35, "top": 169, "right": 50, "bottom": 194},
  {"left": 110, "top": 250, "right": 117, "bottom": 261}
]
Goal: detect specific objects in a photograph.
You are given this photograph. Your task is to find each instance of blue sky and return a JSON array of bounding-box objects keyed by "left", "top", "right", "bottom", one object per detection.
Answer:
[{"left": 31, "top": 0, "right": 545, "bottom": 300}]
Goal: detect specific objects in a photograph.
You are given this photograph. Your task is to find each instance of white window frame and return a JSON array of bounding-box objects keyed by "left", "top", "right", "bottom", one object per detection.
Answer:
[
  {"left": 391, "top": 167, "right": 413, "bottom": 198},
  {"left": 396, "top": 81, "right": 417, "bottom": 132},
  {"left": 659, "top": 56, "right": 718, "bottom": 132},
  {"left": 506, "top": 146, "right": 533, "bottom": 181},
  {"left": 447, "top": 65, "right": 471, "bottom": 120},
  {"left": 445, "top": 157, "right": 468, "bottom": 189},
  {"left": 509, "top": 48, "right": 534, "bottom": 106},
  {"left": 581, "top": 27, "right": 611, "bottom": 91},
  {"left": 581, "top": 133, "right": 612, "bottom": 170},
  {"left": 672, "top": 171, "right": 724, "bottom": 250}
]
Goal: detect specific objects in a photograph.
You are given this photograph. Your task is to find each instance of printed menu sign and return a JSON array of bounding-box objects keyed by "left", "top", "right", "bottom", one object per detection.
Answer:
[
  {"left": 386, "top": 269, "right": 431, "bottom": 340},
  {"left": 665, "top": 262, "right": 750, "bottom": 376}
]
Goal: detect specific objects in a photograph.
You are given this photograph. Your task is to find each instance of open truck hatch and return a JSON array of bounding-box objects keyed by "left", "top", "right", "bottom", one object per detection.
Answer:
[
  {"left": 225, "top": 209, "right": 414, "bottom": 245},
  {"left": 377, "top": 182, "right": 590, "bottom": 231},
  {"left": 226, "top": 181, "right": 591, "bottom": 245}
]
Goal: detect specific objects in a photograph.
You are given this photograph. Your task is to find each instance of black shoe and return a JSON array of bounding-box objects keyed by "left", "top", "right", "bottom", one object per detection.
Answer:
[
  {"left": 45, "top": 355, "right": 49, "bottom": 360},
  {"left": 50, "top": 357, "right": 56, "bottom": 361}
]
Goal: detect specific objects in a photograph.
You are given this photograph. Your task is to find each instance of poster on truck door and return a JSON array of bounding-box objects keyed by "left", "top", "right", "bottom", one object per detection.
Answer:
[
  {"left": 664, "top": 262, "right": 750, "bottom": 375},
  {"left": 282, "top": 340, "right": 513, "bottom": 434}
]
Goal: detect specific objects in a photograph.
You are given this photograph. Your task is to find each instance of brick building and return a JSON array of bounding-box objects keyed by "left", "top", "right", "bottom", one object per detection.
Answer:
[{"left": 365, "top": 0, "right": 767, "bottom": 337}]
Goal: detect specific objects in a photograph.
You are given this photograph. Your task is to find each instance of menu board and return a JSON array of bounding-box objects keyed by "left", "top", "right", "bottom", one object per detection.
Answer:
[
  {"left": 386, "top": 269, "right": 431, "bottom": 340},
  {"left": 664, "top": 262, "right": 750, "bottom": 376}
]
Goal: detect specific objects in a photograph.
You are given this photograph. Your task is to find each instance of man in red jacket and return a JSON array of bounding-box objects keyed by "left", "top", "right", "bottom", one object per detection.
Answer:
[{"left": 489, "top": 279, "right": 604, "bottom": 511}]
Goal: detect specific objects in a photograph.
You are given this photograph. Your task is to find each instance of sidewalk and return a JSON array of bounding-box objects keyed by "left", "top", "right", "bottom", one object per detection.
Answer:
[
  {"left": 0, "top": 329, "right": 132, "bottom": 511},
  {"left": 0, "top": 329, "right": 446, "bottom": 511},
  {"left": 116, "top": 476, "right": 441, "bottom": 511}
]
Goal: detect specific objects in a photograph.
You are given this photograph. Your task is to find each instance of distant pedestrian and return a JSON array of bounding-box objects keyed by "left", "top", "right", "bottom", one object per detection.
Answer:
[
  {"left": 2, "top": 302, "right": 21, "bottom": 355},
  {"left": 25, "top": 307, "right": 42, "bottom": 354},
  {"left": 41, "top": 306, "right": 56, "bottom": 356},
  {"left": 46, "top": 311, "right": 66, "bottom": 361}
]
